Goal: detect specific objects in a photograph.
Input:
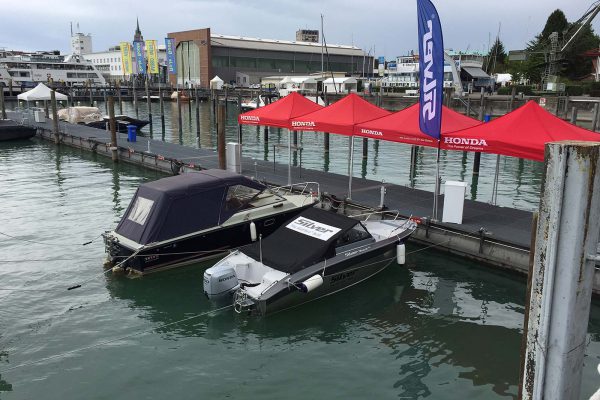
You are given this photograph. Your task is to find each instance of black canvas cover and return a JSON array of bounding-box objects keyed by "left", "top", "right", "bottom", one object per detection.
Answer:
[
  {"left": 116, "top": 170, "right": 265, "bottom": 245},
  {"left": 241, "top": 208, "right": 357, "bottom": 274}
]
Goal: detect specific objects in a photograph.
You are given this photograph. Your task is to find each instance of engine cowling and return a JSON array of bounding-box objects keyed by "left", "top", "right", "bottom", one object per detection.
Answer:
[{"left": 203, "top": 263, "right": 240, "bottom": 301}]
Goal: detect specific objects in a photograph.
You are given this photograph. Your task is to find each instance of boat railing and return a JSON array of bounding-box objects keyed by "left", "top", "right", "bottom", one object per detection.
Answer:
[
  {"left": 270, "top": 181, "right": 320, "bottom": 201},
  {"left": 352, "top": 209, "right": 403, "bottom": 221}
]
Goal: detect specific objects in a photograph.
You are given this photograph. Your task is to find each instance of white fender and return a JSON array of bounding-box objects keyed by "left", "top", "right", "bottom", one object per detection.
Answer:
[
  {"left": 299, "top": 274, "right": 323, "bottom": 293},
  {"left": 250, "top": 221, "right": 257, "bottom": 242},
  {"left": 396, "top": 243, "right": 406, "bottom": 265}
]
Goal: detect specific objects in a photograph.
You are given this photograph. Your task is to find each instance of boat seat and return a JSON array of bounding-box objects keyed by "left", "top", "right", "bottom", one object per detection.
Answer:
[{"left": 245, "top": 269, "right": 288, "bottom": 299}]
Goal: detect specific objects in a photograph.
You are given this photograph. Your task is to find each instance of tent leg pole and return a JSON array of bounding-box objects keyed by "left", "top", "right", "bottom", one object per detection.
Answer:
[
  {"left": 348, "top": 136, "right": 355, "bottom": 200},
  {"left": 493, "top": 154, "right": 500, "bottom": 205},
  {"left": 288, "top": 129, "right": 292, "bottom": 187},
  {"left": 433, "top": 145, "right": 441, "bottom": 221}
]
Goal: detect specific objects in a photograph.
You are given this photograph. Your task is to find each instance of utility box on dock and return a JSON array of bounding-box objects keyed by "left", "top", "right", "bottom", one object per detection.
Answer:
[
  {"left": 34, "top": 110, "right": 45, "bottom": 123},
  {"left": 226, "top": 142, "right": 241, "bottom": 173},
  {"left": 442, "top": 181, "right": 467, "bottom": 224}
]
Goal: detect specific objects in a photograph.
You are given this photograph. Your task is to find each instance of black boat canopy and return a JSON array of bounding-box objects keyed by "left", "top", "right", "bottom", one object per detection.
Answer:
[
  {"left": 241, "top": 207, "right": 358, "bottom": 274},
  {"left": 116, "top": 170, "right": 265, "bottom": 245}
]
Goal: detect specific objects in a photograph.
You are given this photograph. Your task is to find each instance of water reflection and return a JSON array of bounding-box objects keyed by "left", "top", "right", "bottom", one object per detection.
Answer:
[{"left": 103, "top": 245, "right": 525, "bottom": 398}]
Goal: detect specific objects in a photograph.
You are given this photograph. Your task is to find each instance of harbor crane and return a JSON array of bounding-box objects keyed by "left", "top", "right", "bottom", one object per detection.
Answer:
[{"left": 542, "top": 1, "right": 600, "bottom": 90}]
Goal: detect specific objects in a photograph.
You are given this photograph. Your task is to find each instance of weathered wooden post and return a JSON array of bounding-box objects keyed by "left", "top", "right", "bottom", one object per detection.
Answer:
[
  {"left": 177, "top": 90, "right": 183, "bottom": 135},
  {"left": 520, "top": 140, "right": 600, "bottom": 400},
  {"left": 592, "top": 103, "right": 599, "bottom": 132},
  {"left": 44, "top": 100, "right": 49, "bottom": 118},
  {"left": 108, "top": 96, "right": 119, "bottom": 162},
  {"left": 145, "top": 78, "right": 152, "bottom": 129},
  {"left": 117, "top": 82, "right": 123, "bottom": 115},
  {"left": 0, "top": 86, "right": 6, "bottom": 119},
  {"left": 569, "top": 106, "right": 578, "bottom": 125},
  {"left": 217, "top": 101, "right": 226, "bottom": 169},
  {"left": 88, "top": 84, "right": 93, "bottom": 107},
  {"left": 195, "top": 87, "right": 200, "bottom": 137},
  {"left": 8, "top": 79, "right": 13, "bottom": 97},
  {"left": 103, "top": 84, "right": 108, "bottom": 114},
  {"left": 133, "top": 78, "right": 139, "bottom": 118},
  {"left": 159, "top": 85, "right": 165, "bottom": 133},
  {"left": 50, "top": 90, "right": 59, "bottom": 145},
  {"left": 473, "top": 88, "right": 485, "bottom": 175},
  {"left": 509, "top": 86, "right": 516, "bottom": 112}
]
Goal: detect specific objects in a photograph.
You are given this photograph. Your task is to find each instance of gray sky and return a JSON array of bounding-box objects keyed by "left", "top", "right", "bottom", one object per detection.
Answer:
[{"left": 2, "top": 0, "right": 599, "bottom": 57}]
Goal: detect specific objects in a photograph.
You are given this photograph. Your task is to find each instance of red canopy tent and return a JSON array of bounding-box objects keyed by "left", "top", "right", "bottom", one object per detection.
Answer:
[
  {"left": 237, "top": 92, "right": 323, "bottom": 129},
  {"left": 289, "top": 93, "right": 390, "bottom": 198},
  {"left": 441, "top": 101, "right": 600, "bottom": 161},
  {"left": 354, "top": 103, "right": 480, "bottom": 147},
  {"left": 289, "top": 93, "right": 391, "bottom": 135}
]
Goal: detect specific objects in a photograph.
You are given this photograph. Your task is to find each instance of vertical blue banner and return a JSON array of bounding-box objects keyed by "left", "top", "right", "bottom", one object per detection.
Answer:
[
  {"left": 133, "top": 40, "right": 146, "bottom": 75},
  {"left": 165, "top": 38, "right": 177, "bottom": 74},
  {"left": 417, "top": 0, "right": 443, "bottom": 140}
]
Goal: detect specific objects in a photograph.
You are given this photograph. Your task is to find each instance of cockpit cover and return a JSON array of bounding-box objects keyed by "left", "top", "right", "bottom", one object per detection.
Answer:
[
  {"left": 115, "top": 170, "right": 265, "bottom": 245},
  {"left": 241, "top": 207, "right": 358, "bottom": 274}
]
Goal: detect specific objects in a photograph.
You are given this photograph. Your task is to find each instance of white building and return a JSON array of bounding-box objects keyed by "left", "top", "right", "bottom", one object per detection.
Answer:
[
  {"left": 71, "top": 31, "right": 92, "bottom": 55},
  {"left": 83, "top": 45, "right": 167, "bottom": 81}
]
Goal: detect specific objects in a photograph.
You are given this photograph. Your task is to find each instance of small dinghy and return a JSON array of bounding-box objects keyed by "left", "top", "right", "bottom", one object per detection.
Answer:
[{"left": 203, "top": 208, "right": 416, "bottom": 315}]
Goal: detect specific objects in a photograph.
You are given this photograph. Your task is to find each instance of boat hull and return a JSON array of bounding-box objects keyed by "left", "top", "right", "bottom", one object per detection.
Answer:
[
  {"left": 0, "top": 121, "right": 36, "bottom": 141},
  {"left": 245, "top": 239, "right": 404, "bottom": 316},
  {"left": 104, "top": 204, "right": 314, "bottom": 274}
]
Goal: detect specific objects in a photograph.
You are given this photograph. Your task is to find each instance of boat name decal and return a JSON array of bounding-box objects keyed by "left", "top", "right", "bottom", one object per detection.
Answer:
[
  {"left": 443, "top": 137, "right": 488, "bottom": 147},
  {"left": 286, "top": 217, "right": 341, "bottom": 240},
  {"left": 331, "top": 270, "right": 356, "bottom": 284},
  {"left": 360, "top": 129, "right": 383, "bottom": 136},
  {"left": 291, "top": 121, "right": 316, "bottom": 128},
  {"left": 343, "top": 246, "right": 370, "bottom": 257},
  {"left": 240, "top": 115, "right": 260, "bottom": 122}
]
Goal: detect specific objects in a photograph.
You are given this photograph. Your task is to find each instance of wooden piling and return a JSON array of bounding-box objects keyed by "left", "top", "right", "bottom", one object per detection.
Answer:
[
  {"left": 88, "top": 85, "right": 93, "bottom": 107},
  {"left": 159, "top": 89, "right": 165, "bottom": 133},
  {"left": 8, "top": 79, "right": 13, "bottom": 97},
  {"left": 103, "top": 85, "right": 108, "bottom": 114},
  {"left": 509, "top": 86, "right": 516, "bottom": 112},
  {"left": 0, "top": 85, "right": 6, "bottom": 119},
  {"left": 195, "top": 87, "right": 200, "bottom": 137},
  {"left": 108, "top": 96, "right": 118, "bottom": 162},
  {"left": 177, "top": 90, "right": 183, "bottom": 135},
  {"left": 570, "top": 106, "right": 578, "bottom": 125},
  {"left": 50, "top": 90, "right": 59, "bottom": 145},
  {"left": 117, "top": 82, "right": 123, "bottom": 115},
  {"left": 473, "top": 88, "right": 485, "bottom": 175},
  {"left": 133, "top": 79, "right": 139, "bottom": 118},
  {"left": 592, "top": 103, "right": 599, "bottom": 132},
  {"left": 217, "top": 101, "right": 226, "bottom": 169},
  {"left": 145, "top": 78, "right": 152, "bottom": 128}
]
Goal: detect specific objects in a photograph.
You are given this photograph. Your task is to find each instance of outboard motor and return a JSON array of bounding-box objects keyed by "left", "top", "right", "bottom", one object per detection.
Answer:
[{"left": 203, "top": 263, "right": 240, "bottom": 301}]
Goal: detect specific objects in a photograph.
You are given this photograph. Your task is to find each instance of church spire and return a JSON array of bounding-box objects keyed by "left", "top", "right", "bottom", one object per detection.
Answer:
[{"left": 133, "top": 17, "right": 143, "bottom": 42}]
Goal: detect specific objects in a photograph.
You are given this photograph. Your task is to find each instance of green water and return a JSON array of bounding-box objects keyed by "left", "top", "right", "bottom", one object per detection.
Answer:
[{"left": 1, "top": 138, "right": 600, "bottom": 399}]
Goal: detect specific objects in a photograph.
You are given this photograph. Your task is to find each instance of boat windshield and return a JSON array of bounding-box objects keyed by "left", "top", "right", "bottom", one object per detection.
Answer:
[{"left": 223, "top": 184, "right": 284, "bottom": 212}]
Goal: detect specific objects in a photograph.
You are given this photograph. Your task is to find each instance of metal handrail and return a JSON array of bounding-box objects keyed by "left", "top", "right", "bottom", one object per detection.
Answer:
[{"left": 270, "top": 181, "right": 321, "bottom": 200}]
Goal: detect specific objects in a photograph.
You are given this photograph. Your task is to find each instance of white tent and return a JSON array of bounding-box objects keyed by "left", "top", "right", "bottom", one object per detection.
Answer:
[
  {"left": 17, "top": 83, "right": 68, "bottom": 101},
  {"left": 323, "top": 77, "right": 357, "bottom": 94},
  {"left": 210, "top": 76, "right": 224, "bottom": 90}
]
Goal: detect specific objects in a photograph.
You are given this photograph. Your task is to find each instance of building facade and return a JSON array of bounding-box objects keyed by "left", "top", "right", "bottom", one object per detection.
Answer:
[{"left": 167, "top": 28, "right": 372, "bottom": 89}]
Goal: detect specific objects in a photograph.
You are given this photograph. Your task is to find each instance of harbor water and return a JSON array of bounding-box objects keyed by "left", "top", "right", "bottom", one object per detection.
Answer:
[{"left": 1, "top": 129, "right": 600, "bottom": 398}]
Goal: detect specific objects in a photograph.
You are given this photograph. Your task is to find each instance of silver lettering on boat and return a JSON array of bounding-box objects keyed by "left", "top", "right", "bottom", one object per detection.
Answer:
[{"left": 286, "top": 217, "right": 341, "bottom": 240}]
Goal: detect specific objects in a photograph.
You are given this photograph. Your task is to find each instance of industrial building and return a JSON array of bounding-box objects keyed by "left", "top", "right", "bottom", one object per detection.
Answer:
[{"left": 167, "top": 28, "right": 372, "bottom": 89}]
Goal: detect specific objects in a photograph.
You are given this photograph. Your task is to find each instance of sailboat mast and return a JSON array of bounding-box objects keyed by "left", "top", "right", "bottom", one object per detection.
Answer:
[{"left": 321, "top": 14, "right": 324, "bottom": 75}]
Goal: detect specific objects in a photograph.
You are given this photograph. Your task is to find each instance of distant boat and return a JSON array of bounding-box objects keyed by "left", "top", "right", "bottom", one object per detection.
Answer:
[
  {"left": 141, "top": 95, "right": 161, "bottom": 102},
  {"left": 57, "top": 106, "right": 148, "bottom": 133},
  {"left": 170, "top": 91, "right": 190, "bottom": 102},
  {"left": 0, "top": 119, "right": 36, "bottom": 141},
  {"left": 240, "top": 95, "right": 265, "bottom": 110}
]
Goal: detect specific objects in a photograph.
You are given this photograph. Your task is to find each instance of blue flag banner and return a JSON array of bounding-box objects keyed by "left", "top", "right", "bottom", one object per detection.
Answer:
[
  {"left": 165, "top": 38, "right": 177, "bottom": 74},
  {"left": 417, "top": 0, "right": 444, "bottom": 140},
  {"left": 133, "top": 41, "right": 146, "bottom": 75}
]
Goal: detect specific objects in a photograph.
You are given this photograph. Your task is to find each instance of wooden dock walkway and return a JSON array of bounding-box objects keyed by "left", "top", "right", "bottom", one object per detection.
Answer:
[{"left": 10, "top": 111, "right": 540, "bottom": 281}]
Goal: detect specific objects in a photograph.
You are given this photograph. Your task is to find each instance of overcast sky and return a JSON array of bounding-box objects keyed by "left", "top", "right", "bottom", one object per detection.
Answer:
[{"left": 2, "top": 0, "right": 599, "bottom": 58}]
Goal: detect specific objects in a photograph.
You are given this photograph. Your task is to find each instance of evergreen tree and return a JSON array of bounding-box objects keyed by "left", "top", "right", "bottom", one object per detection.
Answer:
[{"left": 486, "top": 37, "right": 507, "bottom": 74}]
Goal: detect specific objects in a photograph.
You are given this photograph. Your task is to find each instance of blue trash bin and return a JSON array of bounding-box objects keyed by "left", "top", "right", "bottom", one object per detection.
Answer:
[
  {"left": 483, "top": 114, "right": 491, "bottom": 123},
  {"left": 127, "top": 125, "right": 137, "bottom": 142}
]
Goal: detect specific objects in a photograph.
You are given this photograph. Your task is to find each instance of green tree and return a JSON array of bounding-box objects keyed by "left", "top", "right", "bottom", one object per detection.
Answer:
[
  {"left": 486, "top": 37, "right": 507, "bottom": 74},
  {"left": 524, "top": 8, "right": 600, "bottom": 83}
]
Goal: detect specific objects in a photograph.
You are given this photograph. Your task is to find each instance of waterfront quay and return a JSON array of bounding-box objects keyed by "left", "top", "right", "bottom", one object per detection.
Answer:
[{"left": 12, "top": 107, "right": 599, "bottom": 293}]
